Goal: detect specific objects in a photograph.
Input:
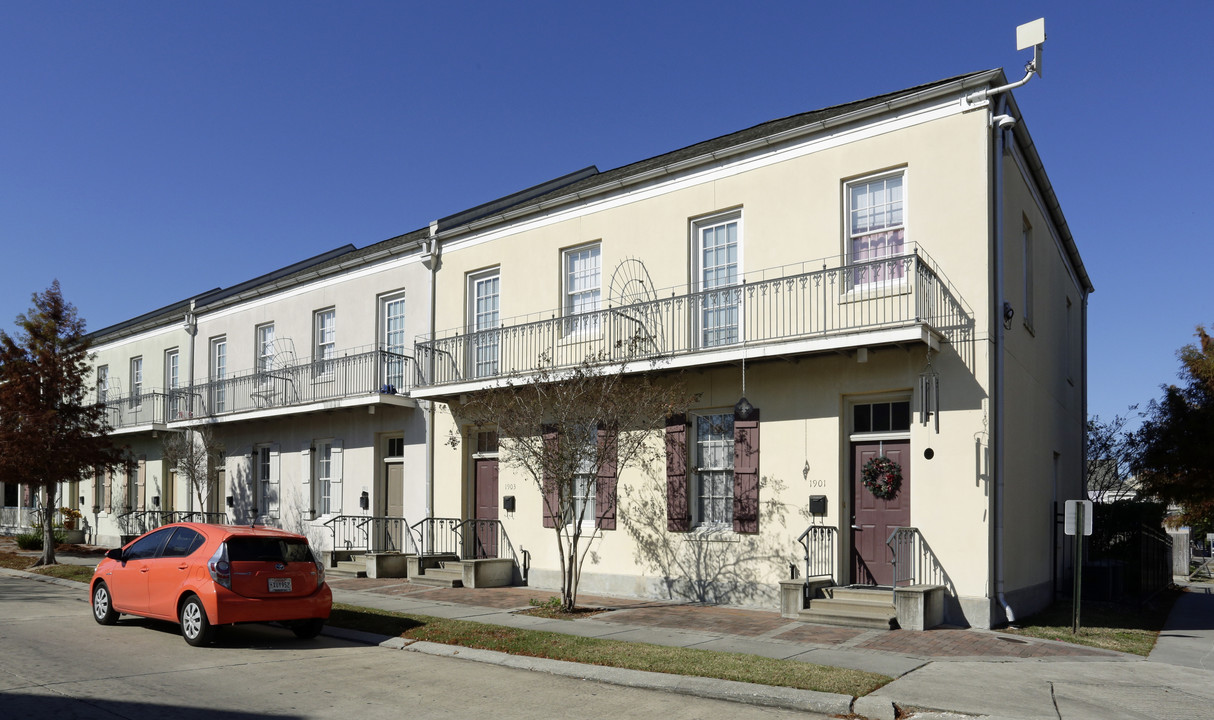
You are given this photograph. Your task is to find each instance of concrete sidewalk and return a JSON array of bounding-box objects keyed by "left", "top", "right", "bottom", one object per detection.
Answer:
[
  {"left": 9, "top": 538, "right": 1212, "bottom": 719},
  {"left": 325, "top": 578, "right": 1214, "bottom": 719}
]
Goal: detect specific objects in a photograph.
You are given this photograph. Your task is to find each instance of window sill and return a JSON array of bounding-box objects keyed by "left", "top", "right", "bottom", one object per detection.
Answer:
[
  {"left": 687, "top": 525, "right": 741, "bottom": 542},
  {"left": 840, "top": 281, "right": 911, "bottom": 304}
]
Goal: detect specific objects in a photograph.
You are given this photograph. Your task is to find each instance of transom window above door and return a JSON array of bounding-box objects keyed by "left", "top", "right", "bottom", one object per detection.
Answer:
[{"left": 853, "top": 400, "right": 911, "bottom": 434}]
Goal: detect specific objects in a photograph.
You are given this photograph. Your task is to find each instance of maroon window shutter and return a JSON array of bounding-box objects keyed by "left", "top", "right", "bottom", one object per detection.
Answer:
[
  {"left": 596, "top": 425, "right": 617, "bottom": 530},
  {"left": 666, "top": 414, "right": 690, "bottom": 532},
  {"left": 733, "top": 408, "right": 760, "bottom": 534},
  {"left": 542, "top": 426, "right": 560, "bottom": 528}
]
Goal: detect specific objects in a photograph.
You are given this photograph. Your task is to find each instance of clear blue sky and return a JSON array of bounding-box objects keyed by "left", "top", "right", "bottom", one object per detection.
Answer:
[{"left": 2, "top": 1, "right": 1210, "bottom": 426}]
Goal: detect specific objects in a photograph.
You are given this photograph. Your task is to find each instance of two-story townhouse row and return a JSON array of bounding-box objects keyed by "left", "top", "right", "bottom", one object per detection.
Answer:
[
  {"left": 0, "top": 67, "right": 1088, "bottom": 630},
  {"left": 411, "top": 68, "right": 1091, "bottom": 630},
  {"left": 60, "top": 237, "right": 436, "bottom": 556}
]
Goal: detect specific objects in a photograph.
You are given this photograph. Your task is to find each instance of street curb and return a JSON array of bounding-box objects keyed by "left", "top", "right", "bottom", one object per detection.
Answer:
[
  {"left": 402, "top": 639, "right": 856, "bottom": 716},
  {"left": 0, "top": 566, "right": 89, "bottom": 591}
]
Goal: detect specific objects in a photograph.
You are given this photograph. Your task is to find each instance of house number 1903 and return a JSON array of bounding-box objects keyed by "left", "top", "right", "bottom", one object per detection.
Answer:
[{"left": 504, "top": 483, "right": 517, "bottom": 491}]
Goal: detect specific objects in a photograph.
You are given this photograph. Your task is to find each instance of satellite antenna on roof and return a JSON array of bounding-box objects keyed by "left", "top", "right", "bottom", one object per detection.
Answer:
[{"left": 967, "top": 17, "right": 1046, "bottom": 104}]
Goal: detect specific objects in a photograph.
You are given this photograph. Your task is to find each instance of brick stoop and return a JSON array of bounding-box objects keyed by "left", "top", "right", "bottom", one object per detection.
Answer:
[{"left": 797, "top": 586, "right": 898, "bottom": 630}]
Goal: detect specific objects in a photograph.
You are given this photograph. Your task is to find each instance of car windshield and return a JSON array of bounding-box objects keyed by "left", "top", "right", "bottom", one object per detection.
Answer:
[{"left": 226, "top": 537, "right": 314, "bottom": 563}]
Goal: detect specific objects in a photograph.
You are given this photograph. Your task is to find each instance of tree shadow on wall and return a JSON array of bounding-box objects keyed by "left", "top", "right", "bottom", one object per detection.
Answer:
[{"left": 619, "top": 473, "right": 796, "bottom": 605}]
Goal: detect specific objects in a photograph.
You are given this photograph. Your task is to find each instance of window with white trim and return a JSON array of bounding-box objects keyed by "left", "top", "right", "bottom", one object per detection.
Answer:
[
  {"left": 211, "top": 337, "right": 227, "bottom": 413},
  {"left": 381, "top": 293, "right": 407, "bottom": 390},
  {"left": 129, "top": 357, "right": 143, "bottom": 408},
  {"left": 469, "top": 270, "right": 500, "bottom": 378},
  {"left": 847, "top": 172, "right": 906, "bottom": 287},
  {"left": 563, "top": 243, "right": 601, "bottom": 335},
  {"left": 693, "top": 413, "right": 734, "bottom": 527},
  {"left": 315, "top": 441, "right": 332, "bottom": 516},
  {"left": 96, "top": 365, "right": 108, "bottom": 405},
  {"left": 852, "top": 401, "right": 911, "bottom": 435},
  {"left": 566, "top": 425, "right": 596, "bottom": 528},
  {"left": 256, "top": 323, "right": 275, "bottom": 374},
  {"left": 165, "top": 349, "right": 180, "bottom": 417},
  {"left": 314, "top": 308, "right": 335, "bottom": 377},
  {"left": 693, "top": 212, "right": 741, "bottom": 347},
  {"left": 256, "top": 445, "right": 272, "bottom": 516}
]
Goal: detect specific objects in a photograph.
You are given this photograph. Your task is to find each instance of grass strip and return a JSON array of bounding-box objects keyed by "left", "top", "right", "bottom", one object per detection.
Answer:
[
  {"left": 0, "top": 551, "right": 95, "bottom": 582},
  {"left": 329, "top": 603, "right": 889, "bottom": 697},
  {"left": 999, "top": 588, "right": 1180, "bottom": 656}
]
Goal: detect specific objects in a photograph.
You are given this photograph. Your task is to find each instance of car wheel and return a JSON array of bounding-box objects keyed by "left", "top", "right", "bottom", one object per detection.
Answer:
[
  {"left": 291, "top": 618, "right": 325, "bottom": 640},
  {"left": 179, "top": 595, "right": 214, "bottom": 647},
  {"left": 92, "top": 582, "right": 119, "bottom": 625}
]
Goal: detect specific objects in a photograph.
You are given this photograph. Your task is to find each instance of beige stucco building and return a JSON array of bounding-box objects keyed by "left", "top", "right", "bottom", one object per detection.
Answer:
[{"left": 2, "top": 69, "right": 1088, "bottom": 629}]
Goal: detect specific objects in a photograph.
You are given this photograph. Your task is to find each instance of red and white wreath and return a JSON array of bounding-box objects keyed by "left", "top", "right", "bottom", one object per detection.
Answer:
[{"left": 861, "top": 456, "right": 903, "bottom": 501}]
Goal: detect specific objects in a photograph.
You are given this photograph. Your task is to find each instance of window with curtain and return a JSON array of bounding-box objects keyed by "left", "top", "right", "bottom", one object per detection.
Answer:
[{"left": 848, "top": 172, "right": 906, "bottom": 287}]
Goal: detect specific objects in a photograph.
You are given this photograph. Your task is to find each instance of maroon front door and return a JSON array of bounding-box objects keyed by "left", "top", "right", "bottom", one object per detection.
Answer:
[
  {"left": 851, "top": 440, "right": 910, "bottom": 586},
  {"left": 473, "top": 458, "right": 499, "bottom": 559}
]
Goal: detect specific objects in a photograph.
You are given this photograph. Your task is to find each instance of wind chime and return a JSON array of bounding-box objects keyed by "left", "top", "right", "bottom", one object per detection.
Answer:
[{"left": 918, "top": 350, "right": 940, "bottom": 434}]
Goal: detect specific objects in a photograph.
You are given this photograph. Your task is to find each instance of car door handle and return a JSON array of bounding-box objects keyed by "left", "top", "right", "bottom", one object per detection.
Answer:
[
  {"left": 178, "top": 565, "right": 189, "bottom": 571},
  {"left": 139, "top": 567, "right": 150, "bottom": 573}
]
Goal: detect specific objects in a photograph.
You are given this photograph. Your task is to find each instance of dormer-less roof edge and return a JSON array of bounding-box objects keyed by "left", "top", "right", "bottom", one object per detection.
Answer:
[
  {"left": 439, "top": 70, "right": 1003, "bottom": 239},
  {"left": 434, "top": 165, "right": 600, "bottom": 233},
  {"left": 85, "top": 291, "right": 220, "bottom": 343}
]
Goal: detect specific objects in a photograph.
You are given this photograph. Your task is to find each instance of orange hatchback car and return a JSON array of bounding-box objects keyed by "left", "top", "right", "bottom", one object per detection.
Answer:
[{"left": 90, "top": 522, "right": 332, "bottom": 646}]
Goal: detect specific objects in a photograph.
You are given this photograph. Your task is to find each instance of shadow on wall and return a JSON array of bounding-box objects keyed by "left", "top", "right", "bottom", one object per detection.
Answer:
[
  {"left": 620, "top": 473, "right": 795, "bottom": 606},
  {"left": 228, "top": 464, "right": 256, "bottom": 526}
]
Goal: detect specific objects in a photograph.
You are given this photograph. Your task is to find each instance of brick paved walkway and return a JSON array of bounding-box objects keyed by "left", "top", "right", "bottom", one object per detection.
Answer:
[{"left": 326, "top": 577, "right": 1117, "bottom": 659}]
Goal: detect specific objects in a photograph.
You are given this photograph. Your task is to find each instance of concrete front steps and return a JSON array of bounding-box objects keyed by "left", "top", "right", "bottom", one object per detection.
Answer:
[
  {"left": 780, "top": 577, "right": 946, "bottom": 630},
  {"left": 406, "top": 554, "right": 516, "bottom": 588},
  {"left": 797, "top": 586, "right": 898, "bottom": 630}
]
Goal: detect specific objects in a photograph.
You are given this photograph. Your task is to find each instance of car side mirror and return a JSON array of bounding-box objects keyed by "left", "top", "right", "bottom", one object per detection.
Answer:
[{"left": 106, "top": 548, "right": 124, "bottom": 561}]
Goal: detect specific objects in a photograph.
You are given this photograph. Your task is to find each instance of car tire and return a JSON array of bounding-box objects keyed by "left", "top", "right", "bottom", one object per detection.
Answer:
[
  {"left": 92, "top": 582, "right": 119, "bottom": 625},
  {"left": 291, "top": 618, "right": 325, "bottom": 640},
  {"left": 179, "top": 595, "right": 215, "bottom": 647}
]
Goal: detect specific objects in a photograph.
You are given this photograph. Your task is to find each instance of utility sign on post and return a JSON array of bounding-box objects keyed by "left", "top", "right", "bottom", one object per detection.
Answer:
[
  {"left": 1064, "top": 499, "right": 1093, "bottom": 634},
  {"left": 1064, "top": 500, "right": 1093, "bottom": 536}
]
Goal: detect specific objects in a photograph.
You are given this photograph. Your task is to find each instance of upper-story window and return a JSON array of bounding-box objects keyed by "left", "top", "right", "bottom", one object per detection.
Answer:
[
  {"left": 314, "top": 308, "right": 335, "bottom": 377},
  {"left": 381, "top": 293, "right": 407, "bottom": 390},
  {"left": 469, "top": 270, "right": 500, "bottom": 378},
  {"left": 693, "top": 211, "right": 741, "bottom": 348},
  {"left": 210, "top": 337, "right": 227, "bottom": 413},
  {"left": 130, "top": 357, "right": 143, "bottom": 408},
  {"left": 256, "top": 323, "right": 275, "bottom": 374},
  {"left": 847, "top": 171, "right": 906, "bottom": 287},
  {"left": 165, "top": 349, "right": 181, "bottom": 417},
  {"left": 563, "top": 243, "right": 601, "bottom": 335},
  {"left": 96, "top": 365, "right": 109, "bottom": 405}
]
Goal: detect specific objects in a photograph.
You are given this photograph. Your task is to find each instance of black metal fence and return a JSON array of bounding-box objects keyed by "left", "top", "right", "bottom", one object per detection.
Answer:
[
  {"left": 416, "top": 245, "right": 971, "bottom": 386},
  {"left": 1055, "top": 502, "right": 1174, "bottom": 603}
]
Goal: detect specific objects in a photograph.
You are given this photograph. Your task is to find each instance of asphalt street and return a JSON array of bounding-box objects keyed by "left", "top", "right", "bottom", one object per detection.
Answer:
[{"left": 0, "top": 575, "right": 820, "bottom": 720}]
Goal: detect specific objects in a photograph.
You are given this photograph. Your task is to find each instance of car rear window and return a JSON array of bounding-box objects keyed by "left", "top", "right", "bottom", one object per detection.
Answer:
[{"left": 226, "top": 537, "right": 314, "bottom": 563}]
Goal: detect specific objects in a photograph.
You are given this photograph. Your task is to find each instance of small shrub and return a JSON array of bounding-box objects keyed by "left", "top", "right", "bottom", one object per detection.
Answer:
[{"left": 15, "top": 533, "right": 42, "bottom": 550}]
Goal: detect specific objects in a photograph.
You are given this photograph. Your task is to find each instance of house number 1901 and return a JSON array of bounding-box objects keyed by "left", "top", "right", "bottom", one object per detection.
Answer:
[{"left": 806, "top": 478, "right": 826, "bottom": 488}]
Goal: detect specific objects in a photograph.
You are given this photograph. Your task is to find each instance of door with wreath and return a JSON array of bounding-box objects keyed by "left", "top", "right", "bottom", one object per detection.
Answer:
[{"left": 851, "top": 440, "right": 910, "bottom": 586}]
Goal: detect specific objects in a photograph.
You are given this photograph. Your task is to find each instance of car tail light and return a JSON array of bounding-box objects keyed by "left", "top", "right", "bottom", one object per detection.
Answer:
[
  {"left": 312, "top": 549, "right": 326, "bottom": 587},
  {"left": 208, "top": 543, "right": 231, "bottom": 589}
]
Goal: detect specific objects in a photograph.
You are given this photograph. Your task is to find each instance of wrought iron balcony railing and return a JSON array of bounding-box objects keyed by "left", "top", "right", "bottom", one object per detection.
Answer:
[
  {"left": 416, "top": 244, "right": 971, "bottom": 387},
  {"left": 95, "top": 347, "right": 417, "bottom": 429}
]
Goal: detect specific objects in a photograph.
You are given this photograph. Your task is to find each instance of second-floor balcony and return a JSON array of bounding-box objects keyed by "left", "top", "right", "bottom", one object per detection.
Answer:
[
  {"left": 414, "top": 244, "right": 972, "bottom": 394},
  {"left": 97, "top": 346, "right": 417, "bottom": 431}
]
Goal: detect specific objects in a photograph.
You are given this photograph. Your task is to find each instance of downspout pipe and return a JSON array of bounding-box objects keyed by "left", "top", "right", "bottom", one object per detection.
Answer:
[
  {"left": 422, "top": 222, "right": 441, "bottom": 523},
  {"left": 991, "top": 94, "right": 1015, "bottom": 624}
]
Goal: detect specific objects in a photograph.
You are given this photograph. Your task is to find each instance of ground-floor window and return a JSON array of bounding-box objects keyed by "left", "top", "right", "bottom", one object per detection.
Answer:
[
  {"left": 315, "top": 442, "right": 332, "bottom": 515},
  {"left": 694, "top": 413, "right": 735, "bottom": 528},
  {"left": 256, "top": 445, "right": 272, "bottom": 516}
]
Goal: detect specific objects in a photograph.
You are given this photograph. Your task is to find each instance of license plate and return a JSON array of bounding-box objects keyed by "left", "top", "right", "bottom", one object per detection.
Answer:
[{"left": 268, "top": 577, "right": 292, "bottom": 593}]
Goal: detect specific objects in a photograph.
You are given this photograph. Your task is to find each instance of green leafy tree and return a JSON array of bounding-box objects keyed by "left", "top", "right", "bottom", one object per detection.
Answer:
[
  {"left": 1133, "top": 325, "right": 1214, "bottom": 529},
  {"left": 0, "top": 282, "right": 126, "bottom": 565}
]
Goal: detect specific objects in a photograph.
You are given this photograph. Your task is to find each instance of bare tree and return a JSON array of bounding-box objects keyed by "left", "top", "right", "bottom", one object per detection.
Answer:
[
  {"left": 1086, "top": 411, "right": 1138, "bottom": 503},
  {"left": 458, "top": 350, "right": 695, "bottom": 611},
  {"left": 0, "top": 281, "right": 126, "bottom": 565},
  {"left": 161, "top": 424, "right": 225, "bottom": 516}
]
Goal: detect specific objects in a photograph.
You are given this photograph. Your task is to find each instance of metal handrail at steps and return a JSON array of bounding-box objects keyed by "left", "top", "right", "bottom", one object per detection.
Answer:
[
  {"left": 796, "top": 525, "right": 837, "bottom": 585},
  {"left": 886, "top": 526, "right": 922, "bottom": 602},
  {"left": 452, "top": 518, "right": 529, "bottom": 584},
  {"left": 409, "top": 517, "right": 463, "bottom": 557}
]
